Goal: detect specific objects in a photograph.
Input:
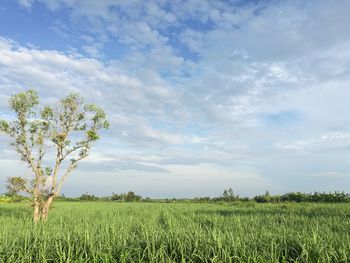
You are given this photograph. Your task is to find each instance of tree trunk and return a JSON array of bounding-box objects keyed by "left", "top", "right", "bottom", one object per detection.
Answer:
[
  {"left": 33, "top": 200, "right": 41, "bottom": 224},
  {"left": 41, "top": 195, "right": 55, "bottom": 221}
]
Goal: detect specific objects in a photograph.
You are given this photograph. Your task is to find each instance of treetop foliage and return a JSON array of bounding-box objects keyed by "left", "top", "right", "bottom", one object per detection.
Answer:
[
  {"left": 9, "top": 89, "right": 39, "bottom": 115},
  {"left": 0, "top": 90, "right": 109, "bottom": 169}
]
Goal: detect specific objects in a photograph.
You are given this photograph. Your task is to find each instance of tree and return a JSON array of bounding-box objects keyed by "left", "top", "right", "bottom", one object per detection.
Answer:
[
  {"left": 6, "top": 176, "right": 27, "bottom": 196},
  {"left": 111, "top": 191, "right": 141, "bottom": 202},
  {"left": 124, "top": 191, "right": 141, "bottom": 202},
  {"left": 221, "top": 188, "right": 237, "bottom": 201},
  {"left": 79, "top": 192, "right": 99, "bottom": 201},
  {"left": 228, "top": 188, "right": 234, "bottom": 198},
  {"left": 223, "top": 189, "right": 229, "bottom": 200},
  {"left": 0, "top": 90, "right": 109, "bottom": 223}
]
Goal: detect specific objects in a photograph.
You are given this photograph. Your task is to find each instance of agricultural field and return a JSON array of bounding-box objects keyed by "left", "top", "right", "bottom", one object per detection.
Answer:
[{"left": 0, "top": 202, "right": 349, "bottom": 262}]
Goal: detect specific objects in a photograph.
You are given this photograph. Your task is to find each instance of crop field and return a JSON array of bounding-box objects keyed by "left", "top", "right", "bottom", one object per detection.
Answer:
[{"left": 0, "top": 202, "right": 349, "bottom": 262}]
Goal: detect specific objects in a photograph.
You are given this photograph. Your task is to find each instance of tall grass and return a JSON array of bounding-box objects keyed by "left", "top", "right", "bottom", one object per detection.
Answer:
[{"left": 0, "top": 202, "right": 349, "bottom": 262}]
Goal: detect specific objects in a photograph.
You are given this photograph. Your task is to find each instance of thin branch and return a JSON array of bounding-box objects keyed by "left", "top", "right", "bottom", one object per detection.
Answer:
[
  {"left": 62, "top": 144, "right": 87, "bottom": 159},
  {"left": 54, "top": 154, "right": 88, "bottom": 195}
]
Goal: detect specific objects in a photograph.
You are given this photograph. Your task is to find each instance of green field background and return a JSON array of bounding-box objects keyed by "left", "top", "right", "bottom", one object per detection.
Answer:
[{"left": 0, "top": 202, "right": 349, "bottom": 262}]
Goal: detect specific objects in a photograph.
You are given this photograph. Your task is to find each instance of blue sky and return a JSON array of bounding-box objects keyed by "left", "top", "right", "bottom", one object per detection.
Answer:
[{"left": 0, "top": 0, "right": 350, "bottom": 197}]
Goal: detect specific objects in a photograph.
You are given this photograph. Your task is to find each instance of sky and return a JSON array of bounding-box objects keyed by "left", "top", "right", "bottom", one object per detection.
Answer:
[{"left": 0, "top": 0, "right": 350, "bottom": 198}]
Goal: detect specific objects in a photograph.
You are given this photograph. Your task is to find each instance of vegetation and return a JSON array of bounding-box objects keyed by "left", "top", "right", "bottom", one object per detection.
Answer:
[
  {"left": 191, "top": 190, "right": 350, "bottom": 204},
  {"left": 2, "top": 190, "right": 350, "bottom": 204},
  {"left": 79, "top": 192, "right": 101, "bottom": 201},
  {"left": 0, "top": 90, "right": 109, "bottom": 222},
  {"left": 0, "top": 195, "right": 28, "bottom": 204},
  {"left": 0, "top": 202, "right": 349, "bottom": 262},
  {"left": 110, "top": 191, "right": 142, "bottom": 202},
  {"left": 253, "top": 191, "right": 350, "bottom": 203}
]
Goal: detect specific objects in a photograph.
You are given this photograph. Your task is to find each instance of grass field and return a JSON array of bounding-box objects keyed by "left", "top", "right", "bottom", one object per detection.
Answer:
[{"left": 0, "top": 202, "right": 349, "bottom": 262}]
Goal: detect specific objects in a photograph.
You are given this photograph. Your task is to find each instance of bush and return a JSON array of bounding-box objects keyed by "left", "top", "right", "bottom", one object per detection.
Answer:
[
  {"left": 0, "top": 195, "right": 12, "bottom": 203},
  {"left": 111, "top": 191, "right": 141, "bottom": 202},
  {"left": 0, "top": 195, "right": 29, "bottom": 203},
  {"left": 79, "top": 193, "right": 99, "bottom": 201}
]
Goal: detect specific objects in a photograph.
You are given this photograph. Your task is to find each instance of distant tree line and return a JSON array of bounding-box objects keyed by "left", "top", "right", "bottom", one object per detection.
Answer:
[
  {"left": 253, "top": 190, "right": 350, "bottom": 203},
  {"left": 1, "top": 190, "right": 143, "bottom": 203},
  {"left": 58, "top": 191, "right": 142, "bottom": 202},
  {"left": 2, "top": 186, "right": 350, "bottom": 203},
  {"left": 190, "top": 189, "right": 350, "bottom": 203}
]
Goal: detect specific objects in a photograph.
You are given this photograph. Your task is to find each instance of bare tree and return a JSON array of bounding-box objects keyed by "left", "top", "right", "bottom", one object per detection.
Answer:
[{"left": 0, "top": 90, "right": 109, "bottom": 223}]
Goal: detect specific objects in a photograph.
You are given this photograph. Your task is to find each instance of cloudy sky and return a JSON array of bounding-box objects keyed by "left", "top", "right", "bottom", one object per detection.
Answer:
[{"left": 0, "top": 0, "right": 350, "bottom": 198}]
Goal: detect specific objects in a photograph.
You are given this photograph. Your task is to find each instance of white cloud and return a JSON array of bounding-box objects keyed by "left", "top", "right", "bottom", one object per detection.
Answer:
[
  {"left": 280, "top": 133, "right": 350, "bottom": 151},
  {"left": 82, "top": 44, "right": 102, "bottom": 58},
  {"left": 17, "top": 0, "right": 34, "bottom": 9},
  {"left": 0, "top": 93, "right": 9, "bottom": 110},
  {"left": 0, "top": 37, "right": 190, "bottom": 156}
]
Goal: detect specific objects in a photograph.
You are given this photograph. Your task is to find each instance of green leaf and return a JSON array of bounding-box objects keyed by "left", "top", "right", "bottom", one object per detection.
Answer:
[
  {"left": 0, "top": 120, "right": 10, "bottom": 134},
  {"left": 9, "top": 90, "right": 39, "bottom": 114}
]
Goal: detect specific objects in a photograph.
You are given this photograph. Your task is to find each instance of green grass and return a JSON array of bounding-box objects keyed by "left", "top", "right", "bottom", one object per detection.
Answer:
[{"left": 0, "top": 202, "right": 349, "bottom": 262}]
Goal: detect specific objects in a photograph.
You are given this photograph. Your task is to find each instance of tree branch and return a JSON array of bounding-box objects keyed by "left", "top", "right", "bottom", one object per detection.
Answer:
[{"left": 54, "top": 153, "right": 88, "bottom": 195}]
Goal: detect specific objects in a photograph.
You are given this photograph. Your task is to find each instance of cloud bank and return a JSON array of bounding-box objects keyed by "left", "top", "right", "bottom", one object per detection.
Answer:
[{"left": 0, "top": 0, "right": 350, "bottom": 196}]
